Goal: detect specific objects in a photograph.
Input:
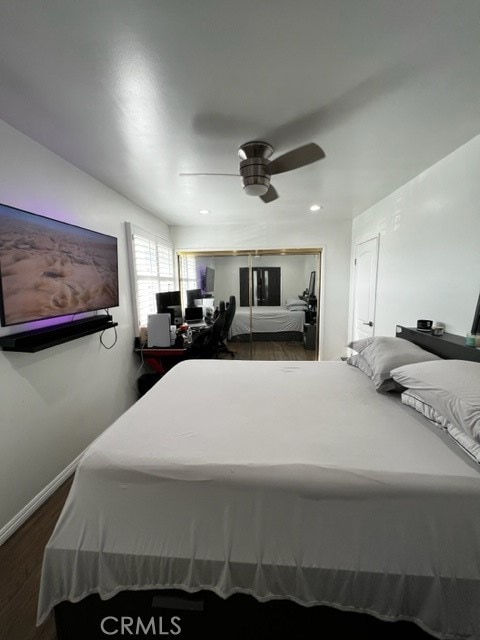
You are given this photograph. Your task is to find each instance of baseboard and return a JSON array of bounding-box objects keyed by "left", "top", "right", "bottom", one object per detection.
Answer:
[{"left": 0, "top": 452, "right": 83, "bottom": 546}]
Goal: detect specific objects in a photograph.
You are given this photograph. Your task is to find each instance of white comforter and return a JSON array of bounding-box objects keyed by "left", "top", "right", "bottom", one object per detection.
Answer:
[
  {"left": 230, "top": 306, "right": 304, "bottom": 336},
  {"left": 38, "top": 360, "right": 480, "bottom": 639}
]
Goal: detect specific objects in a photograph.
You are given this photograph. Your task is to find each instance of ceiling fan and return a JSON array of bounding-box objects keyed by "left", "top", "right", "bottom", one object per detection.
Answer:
[{"left": 179, "top": 140, "right": 325, "bottom": 203}]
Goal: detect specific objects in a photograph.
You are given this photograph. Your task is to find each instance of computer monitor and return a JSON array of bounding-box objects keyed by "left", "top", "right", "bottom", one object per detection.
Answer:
[
  {"left": 156, "top": 291, "right": 181, "bottom": 313},
  {"left": 186, "top": 288, "right": 202, "bottom": 308},
  {"left": 184, "top": 307, "right": 203, "bottom": 323}
]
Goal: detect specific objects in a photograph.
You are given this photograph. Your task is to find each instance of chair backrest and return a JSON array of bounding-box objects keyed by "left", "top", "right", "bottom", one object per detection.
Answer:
[
  {"left": 223, "top": 295, "right": 236, "bottom": 334},
  {"left": 210, "top": 302, "right": 226, "bottom": 341},
  {"left": 187, "top": 302, "right": 226, "bottom": 359}
]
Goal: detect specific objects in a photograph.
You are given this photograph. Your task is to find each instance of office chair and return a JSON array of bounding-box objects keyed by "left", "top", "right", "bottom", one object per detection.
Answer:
[
  {"left": 186, "top": 301, "right": 226, "bottom": 359},
  {"left": 217, "top": 295, "right": 236, "bottom": 358}
]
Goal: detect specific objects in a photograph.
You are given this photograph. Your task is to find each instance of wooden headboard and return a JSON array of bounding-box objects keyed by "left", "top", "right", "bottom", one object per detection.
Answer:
[{"left": 396, "top": 326, "right": 480, "bottom": 362}]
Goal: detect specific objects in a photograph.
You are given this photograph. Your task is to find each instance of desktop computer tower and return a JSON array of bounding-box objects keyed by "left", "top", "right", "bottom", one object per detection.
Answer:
[{"left": 147, "top": 313, "right": 171, "bottom": 347}]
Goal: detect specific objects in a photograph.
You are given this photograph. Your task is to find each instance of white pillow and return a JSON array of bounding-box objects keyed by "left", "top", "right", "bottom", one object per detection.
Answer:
[
  {"left": 401, "top": 390, "right": 448, "bottom": 430},
  {"left": 287, "top": 304, "right": 308, "bottom": 311},
  {"left": 286, "top": 298, "right": 307, "bottom": 307},
  {"left": 392, "top": 360, "right": 480, "bottom": 442},
  {"left": 348, "top": 336, "right": 440, "bottom": 392},
  {"left": 402, "top": 389, "right": 480, "bottom": 464},
  {"left": 346, "top": 353, "right": 374, "bottom": 379}
]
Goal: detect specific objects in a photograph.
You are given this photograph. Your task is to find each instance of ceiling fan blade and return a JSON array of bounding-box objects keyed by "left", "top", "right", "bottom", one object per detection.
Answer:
[
  {"left": 179, "top": 172, "right": 239, "bottom": 177},
  {"left": 260, "top": 184, "right": 279, "bottom": 204},
  {"left": 269, "top": 143, "right": 325, "bottom": 175}
]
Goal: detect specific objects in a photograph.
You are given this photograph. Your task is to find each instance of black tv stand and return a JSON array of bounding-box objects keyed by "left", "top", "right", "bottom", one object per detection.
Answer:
[{"left": 0, "top": 315, "right": 117, "bottom": 353}]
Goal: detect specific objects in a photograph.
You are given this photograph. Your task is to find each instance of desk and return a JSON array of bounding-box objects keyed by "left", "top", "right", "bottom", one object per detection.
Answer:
[
  {"left": 135, "top": 347, "right": 187, "bottom": 374},
  {"left": 189, "top": 322, "right": 208, "bottom": 332}
]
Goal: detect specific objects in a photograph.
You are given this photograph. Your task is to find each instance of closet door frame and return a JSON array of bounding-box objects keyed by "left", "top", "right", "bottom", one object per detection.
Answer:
[{"left": 177, "top": 248, "right": 323, "bottom": 360}]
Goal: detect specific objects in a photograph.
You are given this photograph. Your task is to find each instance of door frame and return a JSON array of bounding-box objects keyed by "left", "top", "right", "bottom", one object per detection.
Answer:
[{"left": 177, "top": 247, "right": 324, "bottom": 360}]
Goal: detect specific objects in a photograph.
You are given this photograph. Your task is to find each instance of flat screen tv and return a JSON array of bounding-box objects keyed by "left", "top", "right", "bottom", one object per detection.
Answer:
[
  {"left": 308, "top": 271, "right": 316, "bottom": 297},
  {"left": 0, "top": 202, "right": 119, "bottom": 327},
  {"left": 203, "top": 266, "right": 215, "bottom": 294},
  {"left": 472, "top": 291, "right": 480, "bottom": 334}
]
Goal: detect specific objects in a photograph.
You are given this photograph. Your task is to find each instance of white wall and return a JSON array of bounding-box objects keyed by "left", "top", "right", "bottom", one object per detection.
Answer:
[
  {"left": 0, "top": 119, "right": 170, "bottom": 536},
  {"left": 171, "top": 219, "right": 352, "bottom": 360},
  {"left": 212, "top": 256, "right": 246, "bottom": 305},
  {"left": 350, "top": 135, "right": 480, "bottom": 339}
]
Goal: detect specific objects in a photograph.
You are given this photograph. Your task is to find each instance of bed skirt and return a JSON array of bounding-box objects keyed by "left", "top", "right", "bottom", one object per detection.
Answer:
[
  {"left": 230, "top": 331, "right": 303, "bottom": 342},
  {"left": 53, "top": 588, "right": 434, "bottom": 640}
]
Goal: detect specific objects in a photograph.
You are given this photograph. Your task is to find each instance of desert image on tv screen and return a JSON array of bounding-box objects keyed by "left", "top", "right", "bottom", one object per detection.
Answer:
[{"left": 0, "top": 205, "right": 119, "bottom": 326}]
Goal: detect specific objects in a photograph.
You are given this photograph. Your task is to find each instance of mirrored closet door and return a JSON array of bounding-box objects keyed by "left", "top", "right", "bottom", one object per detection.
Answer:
[{"left": 177, "top": 249, "right": 321, "bottom": 361}]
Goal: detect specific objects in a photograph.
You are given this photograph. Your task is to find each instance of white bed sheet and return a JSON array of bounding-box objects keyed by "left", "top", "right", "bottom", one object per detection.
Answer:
[
  {"left": 38, "top": 360, "right": 480, "bottom": 639},
  {"left": 230, "top": 306, "right": 304, "bottom": 336}
]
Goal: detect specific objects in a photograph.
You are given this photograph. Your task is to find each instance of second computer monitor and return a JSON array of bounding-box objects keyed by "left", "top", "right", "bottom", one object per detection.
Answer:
[
  {"left": 186, "top": 288, "right": 202, "bottom": 308},
  {"left": 156, "top": 291, "right": 182, "bottom": 325}
]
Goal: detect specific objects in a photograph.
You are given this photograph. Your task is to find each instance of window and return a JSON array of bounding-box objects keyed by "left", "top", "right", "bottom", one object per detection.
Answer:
[
  {"left": 126, "top": 223, "right": 175, "bottom": 329},
  {"left": 179, "top": 253, "right": 198, "bottom": 300}
]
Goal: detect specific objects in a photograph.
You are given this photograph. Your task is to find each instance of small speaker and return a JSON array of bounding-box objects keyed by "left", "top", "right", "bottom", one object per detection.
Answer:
[{"left": 147, "top": 314, "right": 171, "bottom": 347}]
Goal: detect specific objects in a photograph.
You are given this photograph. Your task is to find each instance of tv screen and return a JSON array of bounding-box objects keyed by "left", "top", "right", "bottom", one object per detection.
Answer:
[
  {"left": 204, "top": 267, "right": 215, "bottom": 294},
  {"left": 308, "top": 271, "right": 316, "bottom": 297},
  {"left": 0, "top": 202, "right": 119, "bottom": 327}
]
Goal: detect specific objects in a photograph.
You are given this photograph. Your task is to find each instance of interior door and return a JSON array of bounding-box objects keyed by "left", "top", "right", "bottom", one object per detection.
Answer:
[{"left": 352, "top": 237, "right": 379, "bottom": 341}]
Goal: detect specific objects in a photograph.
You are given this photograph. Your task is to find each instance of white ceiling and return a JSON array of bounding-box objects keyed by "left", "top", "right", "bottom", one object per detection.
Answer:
[{"left": 0, "top": 0, "right": 480, "bottom": 226}]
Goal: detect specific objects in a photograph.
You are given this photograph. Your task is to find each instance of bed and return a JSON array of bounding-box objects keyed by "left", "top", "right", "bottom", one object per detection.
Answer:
[
  {"left": 229, "top": 305, "right": 305, "bottom": 341},
  {"left": 38, "top": 332, "right": 480, "bottom": 639}
]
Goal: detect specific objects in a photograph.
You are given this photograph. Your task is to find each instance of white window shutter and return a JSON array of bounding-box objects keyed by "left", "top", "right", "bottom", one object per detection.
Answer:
[
  {"left": 179, "top": 254, "right": 199, "bottom": 304},
  {"left": 126, "top": 223, "right": 175, "bottom": 330}
]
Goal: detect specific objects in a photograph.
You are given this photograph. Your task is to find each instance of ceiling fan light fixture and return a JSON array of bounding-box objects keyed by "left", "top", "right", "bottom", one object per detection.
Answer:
[
  {"left": 238, "top": 141, "right": 274, "bottom": 161},
  {"left": 240, "top": 157, "right": 271, "bottom": 197},
  {"left": 180, "top": 140, "right": 325, "bottom": 205},
  {"left": 243, "top": 183, "right": 269, "bottom": 197}
]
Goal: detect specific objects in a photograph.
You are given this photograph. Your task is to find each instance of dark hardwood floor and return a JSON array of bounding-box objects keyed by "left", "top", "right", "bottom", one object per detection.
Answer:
[
  {"left": 223, "top": 340, "right": 316, "bottom": 361},
  {"left": 0, "top": 476, "right": 73, "bottom": 640}
]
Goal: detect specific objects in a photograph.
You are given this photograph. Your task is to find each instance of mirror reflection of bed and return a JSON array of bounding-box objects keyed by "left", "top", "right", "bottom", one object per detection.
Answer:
[{"left": 178, "top": 251, "right": 320, "bottom": 361}]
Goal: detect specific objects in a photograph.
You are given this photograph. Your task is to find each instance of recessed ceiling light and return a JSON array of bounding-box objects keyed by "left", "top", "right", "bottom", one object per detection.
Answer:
[
  {"left": 199, "top": 209, "right": 210, "bottom": 215},
  {"left": 309, "top": 204, "right": 323, "bottom": 212}
]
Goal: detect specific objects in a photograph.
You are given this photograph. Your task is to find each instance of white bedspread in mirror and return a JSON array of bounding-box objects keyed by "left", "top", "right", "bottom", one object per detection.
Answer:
[{"left": 230, "top": 306, "right": 304, "bottom": 336}]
